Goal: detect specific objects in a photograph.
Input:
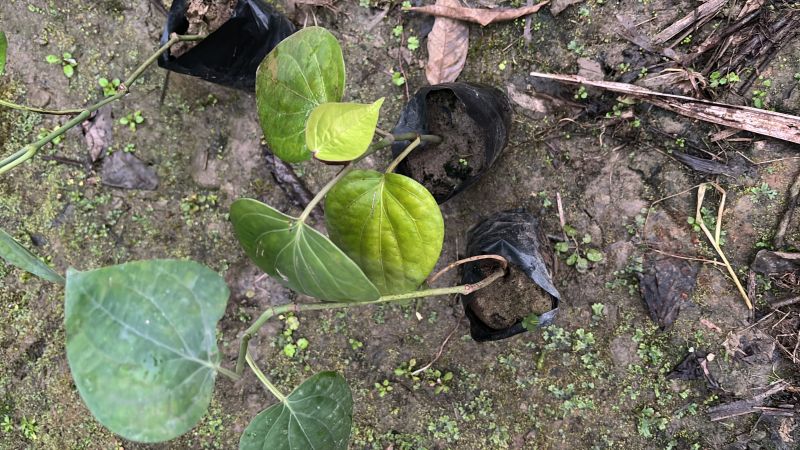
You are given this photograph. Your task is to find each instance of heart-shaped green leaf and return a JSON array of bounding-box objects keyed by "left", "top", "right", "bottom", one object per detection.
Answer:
[
  {"left": 306, "top": 98, "right": 384, "bottom": 162},
  {"left": 65, "top": 260, "right": 229, "bottom": 443},
  {"left": 239, "top": 372, "right": 353, "bottom": 450},
  {"left": 0, "top": 31, "right": 7, "bottom": 76},
  {"left": 0, "top": 228, "right": 64, "bottom": 284},
  {"left": 325, "top": 170, "right": 444, "bottom": 294},
  {"left": 230, "top": 198, "right": 380, "bottom": 302},
  {"left": 256, "top": 27, "right": 345, "bottom": 163}
]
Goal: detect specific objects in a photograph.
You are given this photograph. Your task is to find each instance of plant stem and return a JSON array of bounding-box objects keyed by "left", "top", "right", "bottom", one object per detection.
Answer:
[
  {"left": 385, "top": 137, "right": 421, "bottom": 173},
  {"left": 246, "top": 352, "right": 287, "bottom": 402},
  {"left": 234, "top": 262, "right": 505, "bottom": 375},
  {"left": 297, "top": 165, "right": 351, "bottom": 223},
  {"left": 368, "top": 132, "right": 441, "bottom": 154},
  {"left": 216, "top": 365, "right": 241, "bottom": 381},
  {"left": 0, "top": 33, "right": 204, "bottom": 176},
  {"left": 0, "top": 99, "right": 84, "bottom": 116}
]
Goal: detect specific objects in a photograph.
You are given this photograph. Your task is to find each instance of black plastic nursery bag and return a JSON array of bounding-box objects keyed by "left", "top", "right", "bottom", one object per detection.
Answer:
[
  {"left": 461, "top": 209, "right": 560, "bottom": 342},
  {"left": 158, "top": 0, "right": 295, "bottom": 90},
  {"left": 391, "top": 82, "right": 512, "bottom": 203}
]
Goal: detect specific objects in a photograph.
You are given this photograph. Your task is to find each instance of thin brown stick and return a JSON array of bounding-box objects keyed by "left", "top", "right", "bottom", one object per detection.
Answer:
[
  {"left": 410, "top": 317, "right": 464, "bottom": 376},
  {"left": 770, "top": 296, "right": 800, "bottom": 309},
  {"left": 428, "top": 255, "right": 508, "bottom": 285}
]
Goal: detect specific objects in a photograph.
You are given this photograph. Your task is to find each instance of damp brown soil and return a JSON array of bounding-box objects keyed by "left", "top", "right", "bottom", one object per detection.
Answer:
[
  {"left": 468, "top": 264, "right": 553, "bottom": 330},
  {"left": 403, "top": 89, "right": 486, "bottom": 202}
]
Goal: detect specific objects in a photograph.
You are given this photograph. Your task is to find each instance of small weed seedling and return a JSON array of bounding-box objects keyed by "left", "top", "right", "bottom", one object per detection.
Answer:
[
  {"left": 0, "top": 27, "right": 508, "bottom": 450},
  {"left": 554, "top": 224, "right": 604, "bottom": 272},
  {"left": 98, "top": 77, "right": 121, "bottom": 97},
  {"left": 45, "top": 52, "right": 77, "bottom": 78}
]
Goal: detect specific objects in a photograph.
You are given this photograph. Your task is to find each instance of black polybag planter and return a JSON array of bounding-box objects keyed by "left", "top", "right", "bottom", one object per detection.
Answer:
[
  {"left": 461, "top": 209, "right": 560, "bottom": 342},
  {"left": 158, "top": 0, "right": 295, "bottom": 90},
  {"left": 391, "top": 82, "right": 512, "bottom": 203}
]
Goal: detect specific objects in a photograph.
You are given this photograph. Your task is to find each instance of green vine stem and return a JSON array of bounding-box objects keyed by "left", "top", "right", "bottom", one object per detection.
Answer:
[
  {"left": 0, "top": 99, "right": 84, "bottom": 116},
  {"left": 0, "top": 33, "right": 205, "bottom": 175},
  {"left": 246, "top": 351, "right": 287, "bottom": 401},
  {"left": 385, "top": 137, "right": 421, "bottom": 173},
  {"left": 234, "top": 258, "right": 507, "bottom": 375}
]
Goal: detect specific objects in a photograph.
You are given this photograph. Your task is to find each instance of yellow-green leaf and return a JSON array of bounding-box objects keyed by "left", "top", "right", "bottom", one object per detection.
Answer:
[{"left": 306, "top": 98, "right": 384, "bottom": 162}]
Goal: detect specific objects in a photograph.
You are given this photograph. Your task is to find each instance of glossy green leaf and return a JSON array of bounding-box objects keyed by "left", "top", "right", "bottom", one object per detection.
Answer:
[
  {"left": 325, "top": 170, "right": 444, "bottom": 295},
  {"left": 239, "top": 372, "right": 352, "bottom": 450},
  {"left": 306, "top": 98, "right": 384, "bottom": 162},
  {"left": 65, "top": 260, "right": 229, "bottom": 443},
  {"left": 0, "top": 228, "right": 64, "bottom": 284},
  {"left": 256, "top": 27, "right": 345, "bottom": 163},
  {"left": 230, "top": 198, "right": 380, "bottom": 302},
  {"left": 0, "top": 32, "right": 7, "bottom": 76}
]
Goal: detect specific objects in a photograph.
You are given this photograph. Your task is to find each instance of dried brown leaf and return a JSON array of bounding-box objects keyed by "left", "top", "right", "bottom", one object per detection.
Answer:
[
  {"left": 412, "top": 0, "right": 549, "bottom": 27},
  {"left": 82, "top": 106, "right": 113, "bottom": 162},
  {"left": 426, "top": 0, "right": 469, "bottom": 85}
]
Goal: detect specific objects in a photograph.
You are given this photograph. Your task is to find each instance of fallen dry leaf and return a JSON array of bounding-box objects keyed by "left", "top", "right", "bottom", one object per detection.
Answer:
[
  {"left": 82, "top": 106, "right": 113, "bottom": 162},
  {"left": 426, "top": 0, "right": 469, "bottom": 85},
  {"left": 550, "top": 0, "right": 583, "bottom": 16},
  {"left": 528, "top": 71, "right": 800, "bottom": 145},
  {"left": 411, "top": 0, "right": 549, "bottom": 27}
]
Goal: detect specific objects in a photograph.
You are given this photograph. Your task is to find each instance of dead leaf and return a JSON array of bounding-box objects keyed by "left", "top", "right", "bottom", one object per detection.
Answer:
[
  {"left": 101, "top": 151, "right": 159, "bottom": 190},
  {"left": 426, "top": 0, "right": 469, "bottom": 85},
  {"left": 576, "top": 58, "right": 603, "bottom": 81},
  {"left": 411, "top": 0, "right": 549, "bottom": 27},
  {"left": 550, "top": 0, "right": 582, "bottom": 16},
  {"left": 82, "top": 106, "right": 113, "bottom": 162},
  {"left": 528, "top": 71, "right": 800, "bottom": 145}
]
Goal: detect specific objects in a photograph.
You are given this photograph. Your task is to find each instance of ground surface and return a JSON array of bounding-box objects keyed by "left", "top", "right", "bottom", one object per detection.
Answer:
[{"left": 1, "top": 0, "right": 800, "bottom": 449}]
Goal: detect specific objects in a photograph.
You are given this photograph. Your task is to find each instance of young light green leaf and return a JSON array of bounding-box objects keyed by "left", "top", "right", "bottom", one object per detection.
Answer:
[
  {"left": 65, "top": 260, "right": 229, "bottom": 443},
  {"left": 586, "top": 248, "right": 604, "bottom": 262},
  {"left": 45, "top": 54, "right": 60, "bottom": 64},
  {"left": 229, "top": 198, "right": 380, "bottom": 302},
  {"left": 63, "top": 64, "right": 74, "bottom": 78},
  {"left": 0, "top": 228, "right": 64, "bottom": 284},
  {"left": 325, "top": 170, "right": 444, "bottom": 295},
  {"left": 256, "top": 27, "right": 345, "bottom": 163},
  {"left": 239, "top": 372, "right": 353, "bottom": 450},
  {"left": 306, "top": 98, "right": 384, "bottom": 162},
  {"left": 0, "top": 32, "right": 7, "bottom": 76}
]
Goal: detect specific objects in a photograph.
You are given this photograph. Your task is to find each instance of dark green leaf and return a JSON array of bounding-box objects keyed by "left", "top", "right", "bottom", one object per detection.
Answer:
[
  {"left": 306, "top": 99, "right": 384, "bottom": 162},
  {"left": 229, "top": 198, "right": 380, "bottom": 302},
  {"left": 0, "top": 32, "right": 7, "bottom": 76},
  {"left": 0, "top": 228, "right": 64, "bottom": 284},
  {"left": 256, "top": 27, "right": 345, "bottom": 163},
  {"left": 325, "top": 170, "right": 444, "bottom": 295},
  {"left": 239, "top": 372, "right": 352, "bottom": 450},
  {"left": 65, "top": 260, "right": 228, "bottom": 443}
]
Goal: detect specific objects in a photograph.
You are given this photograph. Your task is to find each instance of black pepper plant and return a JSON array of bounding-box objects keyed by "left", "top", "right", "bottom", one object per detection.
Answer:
[{"left": 0, "top": 27, "right": 507, "bottom": 448}]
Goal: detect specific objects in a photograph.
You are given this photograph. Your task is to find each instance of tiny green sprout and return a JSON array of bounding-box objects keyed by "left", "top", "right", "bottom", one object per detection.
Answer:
[
  {"left": 46, "top": 52, "right": 77, "bottom": 78},
  {"left": 123, "top": 143, "right": 136, "bottom": 153},
  {"left": 119, "top": 111, "right": 145, "bottom": 131},
  {"left": 581, "top": 233, "right": 592, "bottom": 244},
  {"left": 554, "top": 241, "right": 569, "bottom": 253},
  {"left": 348, "top": 338, "right": 363, "bottom": 350},
  {"left": 574, "top": 85, "right": 588, "bottom": 100},
  {"left": 458, "top": 158, "right": 468, "bottom": 167},
  {"left": 98, "top": 77, "right": 121, "bottom": 97},
  {"left": 563, "top": 224, "right": 577, "bottom": 237},
  {"left": 794, "top": 72, "right": 800, "bottom": 82},
  {"left": 375, "top": 379, "right": 393, "bottom": 397},
  {"left": 401, "top": 1, "right": 412, "bottom": 10},
  {"left": 19, "top": 416, "right": 37, "bottom": 441},
  {"left": 1, "top": 415, "right": 12, "bottom": 433},
  {"left": 680, "top": 34, "right": 692, "bottom": 45},
  {"left": 591, "top": 303, "right": 605, "bottom": 318},
  {"left": 391, "top": 71, "right": 406, "bottom": 86},
  {"left": 296, "top": 337, "right": 309, "bottom": 350},
  {"left": 37, "top": 126, "right": 64, "bottom": 145},
  {"left": 522, "top": 313, "right": 539, "bottom": 331},
  {"left": 392, "top": 25, "right": 403, "bottom": 38},
  {"left": 407, "top": 36, "right": 419, "bottom": 51},
  {"left": 283, "top": 343, "right": 297, "bottom": 358},
  {"left": 585, "top": 248, "right": 603, "bottom": 262},
  {"left": 498, "top": 60, "right": 507, "bottom": 71}
]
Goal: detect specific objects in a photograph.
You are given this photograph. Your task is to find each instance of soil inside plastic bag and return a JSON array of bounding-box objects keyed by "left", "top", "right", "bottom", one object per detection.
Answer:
[
  {"left": 172, "top": 0, "right": 238, "bottom": 56},
  {"left": 468, "top": 262, "right": 552, "bottom": 330},
  {"left": 403, "top": 90, "right": 486, "bottom": 201}
]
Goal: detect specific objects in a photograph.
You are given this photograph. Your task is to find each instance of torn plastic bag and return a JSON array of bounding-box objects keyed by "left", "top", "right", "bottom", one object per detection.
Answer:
[
  {"left": 460, "top": 209, "right": 560, "bottom": 342},
  {"left": 158, "top": 0, "right": 295, "bottom": 90},
  {"left": 391, "top": 82, "right": 512, "bottom": 203}
]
